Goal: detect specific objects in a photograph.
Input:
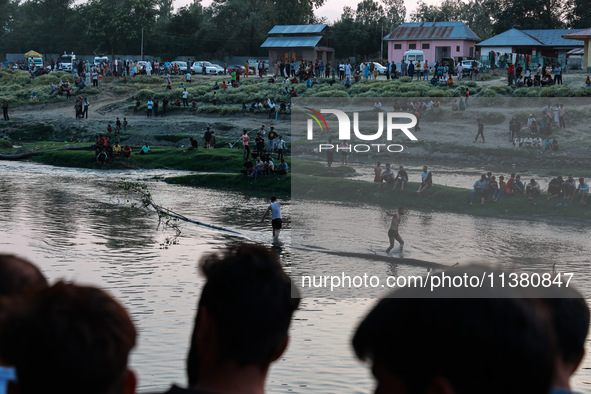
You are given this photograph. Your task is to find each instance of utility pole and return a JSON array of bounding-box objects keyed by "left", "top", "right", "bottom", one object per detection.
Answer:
[
  {"left": 141, "top": 28, "right": 144, "bottom": 60},
  {"left": 380, "top": 24, "right": 383, "bottom": 62}
]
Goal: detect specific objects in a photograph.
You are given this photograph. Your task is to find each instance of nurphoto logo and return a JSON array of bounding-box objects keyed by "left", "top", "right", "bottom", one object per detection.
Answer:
[{"left": 304, "top": 107, "right": 419, "bottom": 153}]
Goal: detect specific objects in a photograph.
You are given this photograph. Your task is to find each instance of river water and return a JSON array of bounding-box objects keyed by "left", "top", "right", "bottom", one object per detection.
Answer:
[{"left": 1, "top": 160, "right": 590, "bottom": 392}]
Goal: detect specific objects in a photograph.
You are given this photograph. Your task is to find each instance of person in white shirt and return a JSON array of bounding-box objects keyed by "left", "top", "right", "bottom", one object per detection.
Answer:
[{"left": 261, "top": 196, "right": 291, "bottom": 243}]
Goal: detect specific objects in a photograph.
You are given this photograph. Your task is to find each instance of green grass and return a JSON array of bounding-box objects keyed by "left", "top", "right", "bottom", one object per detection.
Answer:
[
  {"left": 166, "top": 173, "right": 290, "bottom": 196},
  {"left": 30, "top": 146, "right": 291, "bottom": 172},
  {"left": 292, "top": 174, "right": 590, "bottom": 220}
]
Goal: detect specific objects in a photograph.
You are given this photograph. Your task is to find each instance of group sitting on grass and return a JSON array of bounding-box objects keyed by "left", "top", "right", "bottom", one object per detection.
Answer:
[
  {"left": 93, "top": 132, "right": 132, "bottom": 164},
  {"left": 241, "top": 155, "right": 288, "bottom": 178},
  {"left": 469, "top": 172, "right": 589, "bottom": 206}
]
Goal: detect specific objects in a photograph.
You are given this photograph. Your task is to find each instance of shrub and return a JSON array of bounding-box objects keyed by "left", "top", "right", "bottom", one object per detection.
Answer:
[
  {"left": 134, "top": 89, "right": 155, "bottom": 101},
  {"left": 0, "top": 139, "right": 12, "bottom": 149},
  {"left": 128, "top": 75, "right": 163, "bottom": 84},
  {"left": 399, "top": 76, "right": 412, "bottom": 83}
]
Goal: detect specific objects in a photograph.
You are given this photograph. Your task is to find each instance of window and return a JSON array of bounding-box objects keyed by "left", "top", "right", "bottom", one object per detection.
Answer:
[
  {"left": 422, "top": 43, "right": 430, "bottom": 49},
  {"left": 394, "top": 44, "right": 402, "bottom": 50},
  {"left": 469, "top": 47, "right": 474, "bottom": 57},
  {"left": 409, "top": 43, "right": 416, "bottom": 50},
  {"left": 456, "top": 46, "right": 460, "bottom": 52}
]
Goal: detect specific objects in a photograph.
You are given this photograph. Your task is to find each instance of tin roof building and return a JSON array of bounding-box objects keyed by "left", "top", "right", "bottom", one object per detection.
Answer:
[{"left": 261, "top": 24, "right": 334, "bottom": 65}]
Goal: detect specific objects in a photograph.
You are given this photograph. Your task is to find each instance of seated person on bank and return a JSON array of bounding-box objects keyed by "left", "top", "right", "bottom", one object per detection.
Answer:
[
  {"left": 241, "top": 157, "right": 254, "bottom": 175},
  {"left": 122, "top": 144, "right": 132, "bottom": 158},
  {"left": 96, "top": 148, "right": 109, "bottom": 164},
  {"left": 155, "top": 244, "right": 300, "bottom": 394},
  {"left": 571, "top": 177, "right": 589, "bottom": 204},
  {"left": 276, "top": 159, "right": 288, "bottom": 175},
  {"left": 112, "top": 142, "right": 122, "bottom": 156},
  {"left": 526, "top": 178, "right": 540, "bottom": 199},
  {"left": 380, "top": 164, "right": 395, "bottom": 188},
  {"left": 393, "top": 165, "right": 408, "bottom": 191},
  {"left": 586, "top": 76, "right": 591, "bottom": 87},
  {"left": 512, "top": 175, "right": 525, "bottom": 194},
  {"left": 416, "top": 166, "right": 432, "bottom": 196},
  {"left": 139, "top": 143, "right": 150, "bottom": 155},
  {"left": 182, "top": 137, "right": 198, "bottom": 153},
  {"left": 547, "top": 176, "right": 563, "bottom": 199},
  {"left": 470, "top": 174, "right": 488, "bottom": 205},
  {"left": 352, "top": 265, "right": 555, "bottom": 394}
]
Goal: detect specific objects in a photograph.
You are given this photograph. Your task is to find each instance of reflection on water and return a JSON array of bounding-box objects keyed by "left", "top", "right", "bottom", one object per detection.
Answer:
[{"left": 1, "top": 161, "right": 590, "bottom": 392}]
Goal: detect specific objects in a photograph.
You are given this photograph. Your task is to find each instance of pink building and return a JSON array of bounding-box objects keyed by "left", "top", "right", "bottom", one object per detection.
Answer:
[{"left": 384, "top": 22, "right": 480, "bottom": 64}]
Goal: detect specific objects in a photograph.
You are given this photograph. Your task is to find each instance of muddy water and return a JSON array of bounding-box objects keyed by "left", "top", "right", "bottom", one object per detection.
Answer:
[{"left": 1, "top": 160, "right": 590, "bottom": 392}]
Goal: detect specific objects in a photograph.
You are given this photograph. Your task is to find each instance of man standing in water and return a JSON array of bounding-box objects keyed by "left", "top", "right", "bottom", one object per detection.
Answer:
[
  {"left": 385, "top": 207, "right": 404, "bottom": 253},
  {"left": 261, "top": 196, "right": 290, "bottom": 243}
]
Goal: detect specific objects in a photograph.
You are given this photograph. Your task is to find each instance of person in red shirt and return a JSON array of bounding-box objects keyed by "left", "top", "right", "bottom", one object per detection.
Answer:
[{"left": 507, "top": 63, "right": 515, "bottom": 86}]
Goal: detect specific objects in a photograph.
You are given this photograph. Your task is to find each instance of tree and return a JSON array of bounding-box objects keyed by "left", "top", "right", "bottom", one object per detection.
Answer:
[
  {"left": 82, "top": 0, "right": 157, "bottom": 56},
  {"left": 564, "top": 0, "right": 591, "bottom": 29},
  {"left": 487, "top": 0, "right": 565, "bottom": 34},
  {"left": 331, "top": 6, "right": 369, "bottom": 59},
  {"left": 382, "top": 0, "right": 405, "bottom": 32}
]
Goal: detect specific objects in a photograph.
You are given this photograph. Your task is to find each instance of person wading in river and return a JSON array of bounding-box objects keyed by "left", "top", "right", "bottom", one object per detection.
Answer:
[
  {"left": 385, "top": 207, "right": 404, "bottom": 253},
  {"left": 261, "top": 196, "right": 291, "bottom": 243}
]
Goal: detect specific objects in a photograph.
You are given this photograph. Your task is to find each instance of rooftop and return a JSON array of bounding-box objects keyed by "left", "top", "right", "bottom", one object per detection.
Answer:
[
  {"left": 268, "top": 25, "right": 327, "bottom": 35},
  {"left": 384, "top": 22, "right": 480, "bottom": 41},
  {"left": 261, "top": 36, "right": 323, "bottom": 48},
  {"left": 478, "top": 28, "right": 584, "bottom": 47}
]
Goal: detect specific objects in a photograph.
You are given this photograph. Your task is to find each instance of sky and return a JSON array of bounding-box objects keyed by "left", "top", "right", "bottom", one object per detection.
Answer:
[{"left": 173, "top": 0, "right": 442, "bottom": 24}]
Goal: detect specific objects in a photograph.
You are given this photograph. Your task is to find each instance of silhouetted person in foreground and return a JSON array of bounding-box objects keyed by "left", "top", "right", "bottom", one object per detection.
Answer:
[
  {"left": 157, "top": 244, "right": 300, "bottom": 394},
  {"left": 0, "top": 254, "right": 48, "bottom": 298},
  {"left": 353, "top": 265, "right": 555, "bottom": 394},
  {"left": 2, "top": 282, "right": 137, "bottom": 394},
  {"left": 540, "top": 287, "right": 590, "bottom": 394}
]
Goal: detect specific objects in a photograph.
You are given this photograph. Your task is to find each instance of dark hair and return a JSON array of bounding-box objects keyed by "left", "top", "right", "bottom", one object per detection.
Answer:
[
  {"left": 270, "top": 196, "right": 277, "bottom": 202},
  {"left": 187, "top": 244, "right": 299, "bottom": 384},
  {"left": 353, "top": 265, "right": 554, "bottom": 394},
  {"left": 5, "top": 282, "right": 136, "bottom": 394},
  {"left": 541, "top": 288, "right": 590, "bottom": 364},
  {"left": 0, "top": 254, "right": 48, "bottom": 297}
]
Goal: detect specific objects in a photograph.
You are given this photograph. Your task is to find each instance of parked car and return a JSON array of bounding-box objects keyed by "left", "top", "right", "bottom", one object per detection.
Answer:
[
  {"left": 170, "top": 61, "right": 188, "bottom": 73},
  {"left": 94, "top": 56, "right": 109, "bottom": 66},
  {"left": 226, "top": 65, "right": 248, "bottom": 75},
  {"left": 191, "top": 61, "right": 223, "bottom": 75},
  {"left": 440, "top": 57, "right": 456, "bottom": 75},
  {"left": 460, "top": 60, "right": 484, "bottom": 76},
  {"left": 57, "top": 52, "right": 76, "bottom": 72},
  {"left": 372, "top": 62, "right": 387, "bottom": 75}
]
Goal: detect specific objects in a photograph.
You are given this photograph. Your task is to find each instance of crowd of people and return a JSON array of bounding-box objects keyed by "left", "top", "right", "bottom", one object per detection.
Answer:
[
  {"left": 240, "top": 125, "right": 289, "bottom": 178},
  {"left": 374, "top": 163, "right": 433, "bottom": 197},
  {"left": 0, "top": 247, "right": 588, "bottom": 394},
  {"left": 469, "top": 172, "right": 589, "bottom": 206}
]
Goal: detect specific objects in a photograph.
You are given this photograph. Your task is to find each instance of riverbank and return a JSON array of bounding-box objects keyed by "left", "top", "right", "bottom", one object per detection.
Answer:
[{"left": 292, "top": 173, "right": 591, "bottom": 221}]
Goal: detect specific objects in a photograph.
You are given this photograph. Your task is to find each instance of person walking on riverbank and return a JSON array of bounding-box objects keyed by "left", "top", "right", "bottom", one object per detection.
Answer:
[
  {"left": 2, "top": 100, "right": 9, "bottom": 121},
  {"left": 385, "top": 207, "right": 404, "bottom": 253},
  {"left": 474, "top": 118, "right": 485, "bottom": 142},
  {"left": 261, "top": 196, "right": 291, "bottom": 243}
]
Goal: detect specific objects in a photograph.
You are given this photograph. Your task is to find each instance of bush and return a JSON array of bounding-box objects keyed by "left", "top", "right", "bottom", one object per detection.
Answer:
[
  {"left": 399, "top": 76, "right": 412, "bottom": 83},
  {"left": 539, "top": 86, "right": 571, "bottom": 97},
  {"left": 134, "top": 89, "right": 155, "bottom": 101},
  {"left": 0, "top": 139, "right": 12, "bottom": 148},
  {"left": 479, "top": 111, "right": 505, "bottom": 125},
  {"left": 128, "top": 75, "right": 163, "bottom": 84}
]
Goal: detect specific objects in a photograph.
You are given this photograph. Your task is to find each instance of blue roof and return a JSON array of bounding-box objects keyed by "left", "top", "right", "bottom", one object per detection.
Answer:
[
  {"left": 523, "top": 30, "right": 584, "bottom": 46},
  {"left": 384, "top": 22, "right": 480, "bottom": 41},
  {"left": 261, "top": 36, "right": 323, "bottom": 48},
  {"left": 477, "top": 28, "right": 584, "bottom": 47},
  {"left": 268, "top": 25, "right": 327, "bottom": 35}
]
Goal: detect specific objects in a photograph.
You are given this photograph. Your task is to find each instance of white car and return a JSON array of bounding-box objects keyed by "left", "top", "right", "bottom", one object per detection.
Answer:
[
  {"left": 373, "top": 62, "right": 387, "bottom": 75},
  {"left": 191, "top": 61, "right": 222, "bottom": 75},
  {"left": 170, "top": 61, "right": 188, "bottom": 73},
  {"left": 460, "top": 60, "right": 484, "bottom": 75}
]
